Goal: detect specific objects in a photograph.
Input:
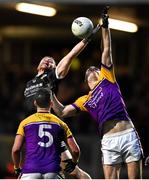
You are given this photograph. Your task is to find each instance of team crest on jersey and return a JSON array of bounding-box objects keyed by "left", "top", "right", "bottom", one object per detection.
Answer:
[
  {"left": 85, "top": 87, "right": 103, "bottom": 109},
  {"left": 32, "top": 79, "right": 36, "bottom": 83}
]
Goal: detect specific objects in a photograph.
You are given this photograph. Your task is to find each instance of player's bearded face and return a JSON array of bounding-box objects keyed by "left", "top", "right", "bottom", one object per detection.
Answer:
[{"left": 38, "top": 57, "right": 56, "bottom": 71}]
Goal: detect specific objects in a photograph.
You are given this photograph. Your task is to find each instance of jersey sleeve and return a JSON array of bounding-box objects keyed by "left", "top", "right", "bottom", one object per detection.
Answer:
[
  {"left": 46, "top": 69, "right": 60, "bottom": 93},
  {"left": 60, "top": 121, "right": 73, "bottom": 138},
  {"left": 72, "top": 95, "right": 88, "bottom": 111},
  {"left": 100, "top": 63, "right": 116, "bottom": 83},
  {"left": 55, "top": 67, "right": 63, "bottom": 79},
  {"left": 16, "top": 121, "right": 25, "bottom": 136}
]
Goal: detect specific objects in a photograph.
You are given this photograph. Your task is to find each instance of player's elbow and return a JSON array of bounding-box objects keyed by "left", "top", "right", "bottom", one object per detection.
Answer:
[
  {"left": 71, "top": 146, "right": 80, "bottom": 162},
  {"left": 55, "top": 110, "right": 67, "bottom": 118},
  {"left": 102, "top": 47, "right": 111, "bottom": 56},
  {"left": 12, "top": 147, "right": 21, "bottom": 161},
  {"left": 12, "top": 146, "right": 21, "bottom": 155},
  {"left": 74, "top": 147, "right": 80, "bottom": 158},
  {"left": 57, "top": 67, "right": 69, "bottom": 79},
  {"left": 62, "top": 105, "right": 77, "bottom": 118},
  {"left": 60, "top": 70, "right": 69, "bottom": 79},
  {"left": 67, "top": 137, "right": 81, "bottom": 162},
  {"left": 60, "top": 109, "right": 73, "bottom": 118},
  {"left": 52, "top": 106, "right": 67, "bottom": 118},
  {"left": 61, "top": 112, "right": 69, "bottom": 118}
]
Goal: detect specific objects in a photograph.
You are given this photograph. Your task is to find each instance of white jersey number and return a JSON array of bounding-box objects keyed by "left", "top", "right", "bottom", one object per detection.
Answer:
[{"left": 38, "top": 124, "right": 53, "bottom": 147}]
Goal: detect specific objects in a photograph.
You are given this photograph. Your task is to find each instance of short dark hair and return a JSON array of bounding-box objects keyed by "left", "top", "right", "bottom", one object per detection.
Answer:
[{"left": 34, "top": 88, "right": 51, "bottom": 108}]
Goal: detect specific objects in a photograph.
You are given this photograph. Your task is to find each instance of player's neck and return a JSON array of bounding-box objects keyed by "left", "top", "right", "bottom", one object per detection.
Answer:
[
  {"left": 37, "top": 70, "right": 44, "bottom": 76},
  {"left": 37, "top": 107, "right": 50, "bottom": 113}
]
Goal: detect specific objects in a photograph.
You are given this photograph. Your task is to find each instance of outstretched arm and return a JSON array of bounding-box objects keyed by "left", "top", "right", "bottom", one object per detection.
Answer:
[
  {"left": 101, "top": 27, "right": 112, "bottom": 67},
  {"left": 56, "top": 22, "right": 101, "bottom": 79},
  {"left": 101, "top": 7, "right": 113, "bottom": 67},
  {"left": 56, "top": 40, "right": 88, "bottom": 79},
  {"left": 52, "top": 94, "right": 77, "bottom": 117}
]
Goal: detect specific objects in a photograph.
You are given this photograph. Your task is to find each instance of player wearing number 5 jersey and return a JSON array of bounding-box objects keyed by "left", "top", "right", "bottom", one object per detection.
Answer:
[{"left": 12, "top": 89, "right": 80, "bottom": 179}]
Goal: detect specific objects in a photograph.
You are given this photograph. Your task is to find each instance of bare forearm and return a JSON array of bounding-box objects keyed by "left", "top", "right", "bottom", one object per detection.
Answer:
[
  {"left": 56, "top": 40, "right": 88, "bottom": 78},
  {"left": 101, "top": 27, "right": 112, "bottom": 66},
  {"left": 71, "top": 145, "right": 80, "bottom": 163},
  {"left": 12, "top": 151, "right": 21, "bottom": 168},
  {"left": 67, "top": 137, "right": 80, "bottom": 163},
  {"left": 102, "top": 28, "right": 111, "bottom": 49},
  {"left": 70, "top": 39, "right": 88, "bottom": 57},
  {"left": 52, "top": 94, "right": 65, "bottom": 117},
  {"left": 71, "top": 150, "right": 80, "bottom": 163},
  {"left": 52, "top": 94, "right": 77, "bottom": 118}
]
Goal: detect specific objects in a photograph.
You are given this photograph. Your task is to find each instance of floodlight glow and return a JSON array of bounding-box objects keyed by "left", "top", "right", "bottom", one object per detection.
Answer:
[
  {"left": 16, "top": 3, "right": 57, "bottom": 17},
  {"left": 109, "top": 18, "right": 138, "bottom": 33}
]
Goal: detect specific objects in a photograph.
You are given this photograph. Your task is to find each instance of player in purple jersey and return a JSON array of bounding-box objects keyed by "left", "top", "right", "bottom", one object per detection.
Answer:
[
  {"left": 24, "top": 35, "right": 93, "bottom": 179},
  {"left": 51, "top": 10, "right": 143, "bottom": 179},
  {"left": 24, "top": 21, "right": 100, "bottom": 112},
  {"left": 12, "top": 89, "right": 81, "bottom": 179}
]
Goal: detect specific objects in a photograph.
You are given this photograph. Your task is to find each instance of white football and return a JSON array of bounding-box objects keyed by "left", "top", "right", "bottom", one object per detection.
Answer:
[{"left": 71, "top": 17, "right": 94, "bottom": 39}]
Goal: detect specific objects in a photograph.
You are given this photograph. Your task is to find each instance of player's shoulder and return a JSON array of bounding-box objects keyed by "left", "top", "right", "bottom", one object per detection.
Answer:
[
  {"left": 18, "top": 114, "right": 36, "bottom": 128},
  {"left": 48, "top": 113, "right": 65, "bottom": 124},
  {"left": 45, "top": 68, "right": 56, "bottom": 76},
  {"left": 19, "top": 113, "right": 58, "bottom": 126},
  {"left": 48, "top": 113, "right": 68, "bottom": 128},
  {"left": 100, "top": 63, "right": 116, "bottom": 83},
  {"left": 37, "top": 69, "right": 57, "bottom": 82},
  {"left": 26, "top": 75, "right": 37, "bottom": 84},
  {"left": 75, "top": 94, "right": 89, "bottom": 102}
]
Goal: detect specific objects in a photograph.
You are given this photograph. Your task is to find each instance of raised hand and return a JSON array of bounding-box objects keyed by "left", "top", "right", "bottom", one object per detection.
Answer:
[{"left": 101, "top": 6, "right": 110, "bottom": 28}]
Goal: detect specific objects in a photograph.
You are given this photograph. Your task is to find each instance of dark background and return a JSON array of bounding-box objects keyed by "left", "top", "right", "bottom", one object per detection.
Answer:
[{"left": 0, "top": 0, "right": 149, "bottom": 179}]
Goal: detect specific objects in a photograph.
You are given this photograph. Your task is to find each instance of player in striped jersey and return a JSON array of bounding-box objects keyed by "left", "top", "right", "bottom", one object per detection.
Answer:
[
  {"left": 51, "top": 12, "right": 143, "bottom": 179},
  {"left": 12, "top": 89, "right": 81, "bottom": 179}
]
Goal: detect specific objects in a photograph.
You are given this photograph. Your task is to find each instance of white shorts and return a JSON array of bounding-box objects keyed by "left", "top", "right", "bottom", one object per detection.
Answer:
[
  {"left": 101, "top": 128, "right": 143, "bottom": 165},
  {"left": 20, "top": 172, "right": 58, "bottom": 179}
]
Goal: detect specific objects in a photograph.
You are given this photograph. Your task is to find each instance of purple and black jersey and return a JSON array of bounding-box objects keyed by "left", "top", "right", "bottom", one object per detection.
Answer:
[
  {"left": 17, "top": 113, "right": 72, "bottom": 174},
  {"left": 72, "top": 64, "right": 131, "bottom": 130}
]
